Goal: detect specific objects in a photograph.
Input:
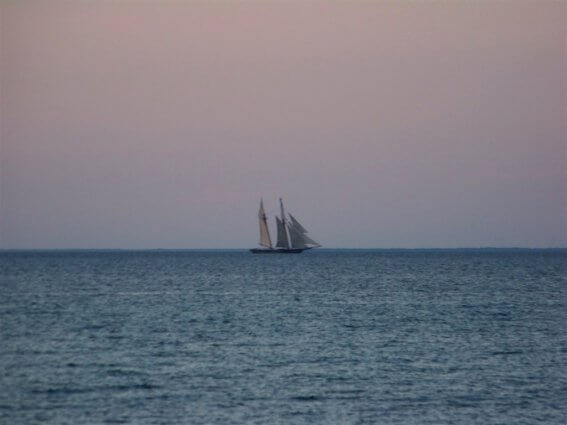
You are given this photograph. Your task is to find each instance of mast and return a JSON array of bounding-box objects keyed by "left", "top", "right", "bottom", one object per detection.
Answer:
[
  {"left": 275, "top": 198, "right": 291, "bottom": 249},
  {"left": 280, "top": 198, "right": 291, "bottom": 249},
  {"left": 258, "top": 198, "right": 273, "bottom": 248}
]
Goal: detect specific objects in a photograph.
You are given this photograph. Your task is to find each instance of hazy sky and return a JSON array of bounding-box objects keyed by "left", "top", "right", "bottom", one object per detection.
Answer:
[{"left": 1, "top": 0, "right": 565, "bottom": 249}]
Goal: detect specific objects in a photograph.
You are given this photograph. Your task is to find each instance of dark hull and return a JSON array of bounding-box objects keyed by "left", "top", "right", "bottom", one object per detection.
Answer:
[{"left": 250, "top": 248, "right": 308, "bottom": 254}]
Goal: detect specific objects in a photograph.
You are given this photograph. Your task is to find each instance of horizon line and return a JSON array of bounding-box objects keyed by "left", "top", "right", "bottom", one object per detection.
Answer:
[{"left": 1, "top": 247, "right": 566, "bottom": 252}]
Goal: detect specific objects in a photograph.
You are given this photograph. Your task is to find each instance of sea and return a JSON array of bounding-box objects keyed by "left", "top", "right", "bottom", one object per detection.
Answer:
[{"left": 0, "top": 249, "right": 565, "bottom": 425}]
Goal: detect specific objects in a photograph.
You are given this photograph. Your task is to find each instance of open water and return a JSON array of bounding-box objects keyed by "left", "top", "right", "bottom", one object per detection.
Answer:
[{"left": 0, "top": 249, "right": 566, "bottom": 424}]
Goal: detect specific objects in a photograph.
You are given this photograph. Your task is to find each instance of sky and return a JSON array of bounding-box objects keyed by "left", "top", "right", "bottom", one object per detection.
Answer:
[{"left": 0, "top": 0, "right": 565, "bottom": 249}]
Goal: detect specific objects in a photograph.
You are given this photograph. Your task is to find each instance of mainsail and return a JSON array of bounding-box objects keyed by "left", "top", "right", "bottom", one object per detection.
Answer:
[{"left": 258, "top": 199, "right": 272, "bottom": 248}]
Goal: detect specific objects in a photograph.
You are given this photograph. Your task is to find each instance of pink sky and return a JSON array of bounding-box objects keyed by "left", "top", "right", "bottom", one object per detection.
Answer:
[{"left": 1, "top": 1, "right": 565, "bottom": 248}]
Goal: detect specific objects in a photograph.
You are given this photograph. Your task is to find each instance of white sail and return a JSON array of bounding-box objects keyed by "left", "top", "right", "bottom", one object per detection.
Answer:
[
  {"left": 258, "top": 199, "right": 272, "bottom": 248},
  {"left": 275, "top": 216, "right": 290, "bottom": 249}
]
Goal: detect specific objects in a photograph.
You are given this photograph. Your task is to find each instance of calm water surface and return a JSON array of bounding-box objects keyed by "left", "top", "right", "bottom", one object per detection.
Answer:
[{"left": 1, "top": 250, "right": 566, "bottom": 424}]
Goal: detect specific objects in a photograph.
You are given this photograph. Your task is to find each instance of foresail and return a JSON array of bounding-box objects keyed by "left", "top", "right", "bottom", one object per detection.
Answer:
[
  {"left": 288, "top": 214, "right": 308, "bottom": 234},
  {"left": 288, "top": 224, "right": 308, "bottom": 249},
  {"left": 275, "top": 216, "right": 290, "bottom": 249},
  {"left": 301, "top": 233, "right": 321, "bottom": 247},
  {"left": 287, "top": 214, "right": 321, "bottom": 248}
]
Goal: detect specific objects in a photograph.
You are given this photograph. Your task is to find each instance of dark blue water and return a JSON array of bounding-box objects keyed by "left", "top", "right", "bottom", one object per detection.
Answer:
[{"left": 1, "top": 250, "right": 566, "bottom": 424}]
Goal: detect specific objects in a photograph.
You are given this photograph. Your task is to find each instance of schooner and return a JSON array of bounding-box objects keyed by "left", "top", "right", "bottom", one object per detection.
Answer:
[{"left": 250, "top": 198, "right": 321, "bottom": 254}]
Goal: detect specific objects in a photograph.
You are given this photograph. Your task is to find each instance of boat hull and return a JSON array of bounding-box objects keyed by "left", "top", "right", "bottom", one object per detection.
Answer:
[{"left": 250, "top": 248, "right": 308, "bottom": 254}]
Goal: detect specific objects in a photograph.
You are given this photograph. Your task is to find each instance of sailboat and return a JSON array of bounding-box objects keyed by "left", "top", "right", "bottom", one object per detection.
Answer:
[{"left": 250, "top": 198, "right": 321, "bottom": 254}]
